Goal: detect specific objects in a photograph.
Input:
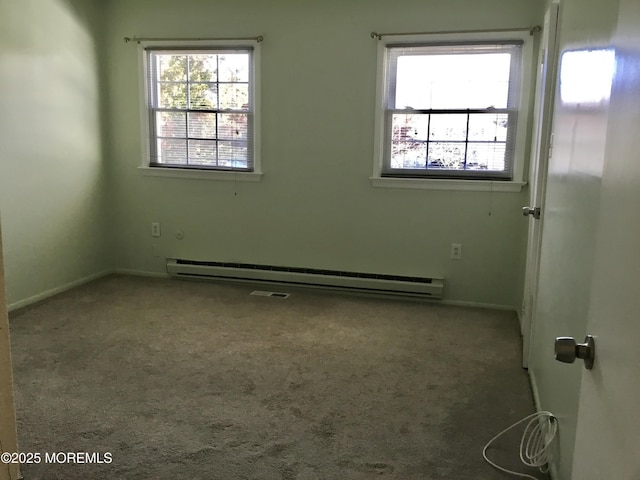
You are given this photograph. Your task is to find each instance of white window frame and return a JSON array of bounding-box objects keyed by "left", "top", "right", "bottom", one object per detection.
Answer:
[
  {"left": 137, "top": 39, "right": 262, "bottom": 181},
  {"left": 371, "top": 31, "right": 533, "bottom": 192}
]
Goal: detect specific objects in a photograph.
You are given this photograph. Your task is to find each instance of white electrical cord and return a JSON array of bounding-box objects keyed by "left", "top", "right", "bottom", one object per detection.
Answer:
[{"left": 482, "top": 411, "right": 557, "bottom": 480}]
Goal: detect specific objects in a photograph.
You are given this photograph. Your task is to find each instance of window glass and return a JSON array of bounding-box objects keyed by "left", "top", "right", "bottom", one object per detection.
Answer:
[
  {"left": 146, "top": 48, "right": 253, "bottom": 171},
  {"left": 382, "top": 42, "right": 522, "bottom": 179}
]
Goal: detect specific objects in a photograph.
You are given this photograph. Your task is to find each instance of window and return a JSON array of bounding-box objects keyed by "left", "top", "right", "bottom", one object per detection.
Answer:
[
  {"left": 141, "top": 41, "right": 260, "bottom": 175},
  {"left": 373, "top": 32, "right": 533, "bottom": 188}
]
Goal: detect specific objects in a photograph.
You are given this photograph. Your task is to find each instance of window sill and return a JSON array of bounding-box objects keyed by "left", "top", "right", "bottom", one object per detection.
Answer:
[
  {"left": 138, "top": 166, "right": 263, "bottom": 182},
  {"left": 370, "top": 176, "right": 527, "bottom": 192}
]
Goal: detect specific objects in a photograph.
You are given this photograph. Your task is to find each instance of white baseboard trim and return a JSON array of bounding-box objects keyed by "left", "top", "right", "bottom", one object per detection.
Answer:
[
  {"left": 440, "top": 299, "right": 517, "bottom": 312},
  {"left": 529, "top": 369, "right": 559, "bottom": 480},
  {"left": 529, "top": 369, "right": 542, "bottom": 412},
  {"left": 112, "top": 268, "right": 170, "bottom": 279},
  {"left": 8, "top": 269, "right": 112, "bottom": 312},
  {"left": 111, "top": 274, "right": 518, "bottom": 309},
  {"left": 7, "top": 268, "right": 519, "bottom": 315}
]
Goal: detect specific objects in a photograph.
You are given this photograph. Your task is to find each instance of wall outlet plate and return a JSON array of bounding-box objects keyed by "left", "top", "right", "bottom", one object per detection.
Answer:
[
  {"left": 451, "top": 243, "right": 462, "bottom": 260},
  {"left": 151, "top": 222, "right": 161, "bottom": 237}
]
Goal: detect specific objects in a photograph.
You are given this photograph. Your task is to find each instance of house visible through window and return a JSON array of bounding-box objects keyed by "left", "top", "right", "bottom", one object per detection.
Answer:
[
  {"left": 145, "top": 46, "right": 255, "bottom": 171},
  {"left": 381, "top": 41, "right": 523, "bottom": 180}
]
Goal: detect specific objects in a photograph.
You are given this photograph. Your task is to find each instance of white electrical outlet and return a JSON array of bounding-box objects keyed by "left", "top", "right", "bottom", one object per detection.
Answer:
[
  {"left": 451, "top": 243, "right": 462, "bottom": 260},
  {"left": 176, "top": 230, "right": 184, "bottom": 240},
  {"left": 151, "top": 222, "right": 161, "bottom": 237}
]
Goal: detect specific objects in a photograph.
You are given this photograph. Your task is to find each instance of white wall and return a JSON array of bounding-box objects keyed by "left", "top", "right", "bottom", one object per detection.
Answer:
[
  {"left": 0, "top": 0, "right": 111, "bottom": 309},
  {"left": 105, "top": 0, "right": 544, "bottom": 308}
]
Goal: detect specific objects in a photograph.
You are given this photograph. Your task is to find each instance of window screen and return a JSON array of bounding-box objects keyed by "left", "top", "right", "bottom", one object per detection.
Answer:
[
  {"left": 146, "top": 48, "right": 254, "bottom": 171},
  {"left": 382, "top": 42, "right": 523, "bottom": 179}
]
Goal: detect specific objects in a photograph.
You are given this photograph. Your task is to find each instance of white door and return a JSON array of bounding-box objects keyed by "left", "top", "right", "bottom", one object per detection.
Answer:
[
  {"left": 529, "top": 0, "right": 640, "bottom": 478},
  {"left": 570, "top": 0, "right": 640, "bottom": 475},
  {"left": 520, "top": 3, "right": 559, "bottom": 368}
]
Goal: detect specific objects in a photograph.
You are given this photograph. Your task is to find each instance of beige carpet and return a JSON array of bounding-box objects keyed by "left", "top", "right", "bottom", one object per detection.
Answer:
[{"left": 9, "top": 274, "right": 544, "bottom": 479}]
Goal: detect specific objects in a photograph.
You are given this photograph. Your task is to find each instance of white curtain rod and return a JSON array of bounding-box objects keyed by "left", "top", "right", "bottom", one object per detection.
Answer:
[
  {"left": 123, "top": 35, "right": 264, "bottom": 44},
  {"left": 371, "top": 26, "right": 541, "bottom": 40}
]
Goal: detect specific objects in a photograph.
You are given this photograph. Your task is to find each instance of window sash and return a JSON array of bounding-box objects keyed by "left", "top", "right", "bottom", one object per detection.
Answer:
[
  {"left": 381, "top": 42, "right": 522, "bottom": 179},
  {"left": 384, "top": 109, "right": 517, "bottom": 179},
  {"left": 146, "top": 48, "right": 254, "bottom": 171}
]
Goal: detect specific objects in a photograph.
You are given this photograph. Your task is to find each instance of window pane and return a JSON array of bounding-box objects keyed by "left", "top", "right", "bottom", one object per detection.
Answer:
[
  {"left": 468, "top": 113, "right": 508, "bottom": 141},
  {"left": 391, "top": 142, "right": 426, "bottom": 169},
  {"left": 395, "top": 52, "right": 512, "bottom": 109},
  {"left": 219, "top": 141, "right": 248, "bottom": 168},
  {"left": 466, "top": 143, "right": 506, "bottom": 171},
  {"left": 148, "top": 47, "right": 255, "bottom": 172},
  {"left": 391, "top": 114, "right": 430, "bottom": 142},
  {"left": 157, "top": 55, "right": 186, "bottom": 82},
  {"left": 189, "top": 83, "right": 217, "bottom": 110},
  {"left": 429, "top": 114, "right": 467, "bottom": 141},
  {"left": 218, "top": 113, "right": 248, "bottom": 140},
  {"left": 159, "top": 83, "right": 187, "bottom": 109},
  {"left": 218, "top": 54, "right": 250, "bottom": 82},
  {"left": 156, "top": 112, "right": 186, "bottom": 138},
  {"left": 220, "top": 84, "right": 249, "bottom": 110},
  {"left": 188, "top": 140, "right": 217, "bottom": 165},
  {"left": 156, "top": 139, "right": 187, "bottom": 164},
  {"left": 188, "top": 112, "right": 217, "bottom": 139},
  {"left": 188, "top": 54, "right": 217, "bottom": 82},
  {"left": 427, "top": 142, "right": 466, "bottom": 169}
]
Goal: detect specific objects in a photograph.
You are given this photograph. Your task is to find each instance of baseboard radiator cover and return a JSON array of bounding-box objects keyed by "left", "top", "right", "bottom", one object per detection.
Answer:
[{"left": 166, "top": 259, "right": 444, "bottom": 299}]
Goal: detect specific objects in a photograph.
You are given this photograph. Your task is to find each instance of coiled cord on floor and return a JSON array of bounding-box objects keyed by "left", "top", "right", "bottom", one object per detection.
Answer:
[{"left": 482, "top": 411, "right": 557, "bottom": 480}]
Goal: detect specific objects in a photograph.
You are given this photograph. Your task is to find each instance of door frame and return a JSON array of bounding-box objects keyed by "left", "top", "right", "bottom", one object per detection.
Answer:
[
  {"left": 0, "top": 220, "right": 21, "bottom": 480},
  {"left": 521, "top": 2, "right": 560, "bottom": 368}
]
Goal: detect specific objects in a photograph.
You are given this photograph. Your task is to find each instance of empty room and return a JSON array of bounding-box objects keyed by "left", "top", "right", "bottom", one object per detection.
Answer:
[{"left": 1, "top": 0, "right": 638, "bottom": 479}]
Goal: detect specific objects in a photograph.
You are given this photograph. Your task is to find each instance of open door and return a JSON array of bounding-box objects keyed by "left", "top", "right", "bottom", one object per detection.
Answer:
[
  {"left": 529, "top": 0, "right": 640, "bottom": 477},
  {"left": 569, "top": 0, "right": 640, "bottom": 475},
  {"left": 521, "top": 2, "right": 560, "bottom": 368},
  {"left": 0, "top": 222, "right": 21, "bottom": 480}
]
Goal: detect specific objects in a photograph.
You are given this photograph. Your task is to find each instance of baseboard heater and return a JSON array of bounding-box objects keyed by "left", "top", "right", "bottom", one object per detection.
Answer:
[{"left": 166, "top": 259, "right": 444, "bottom": 299}]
